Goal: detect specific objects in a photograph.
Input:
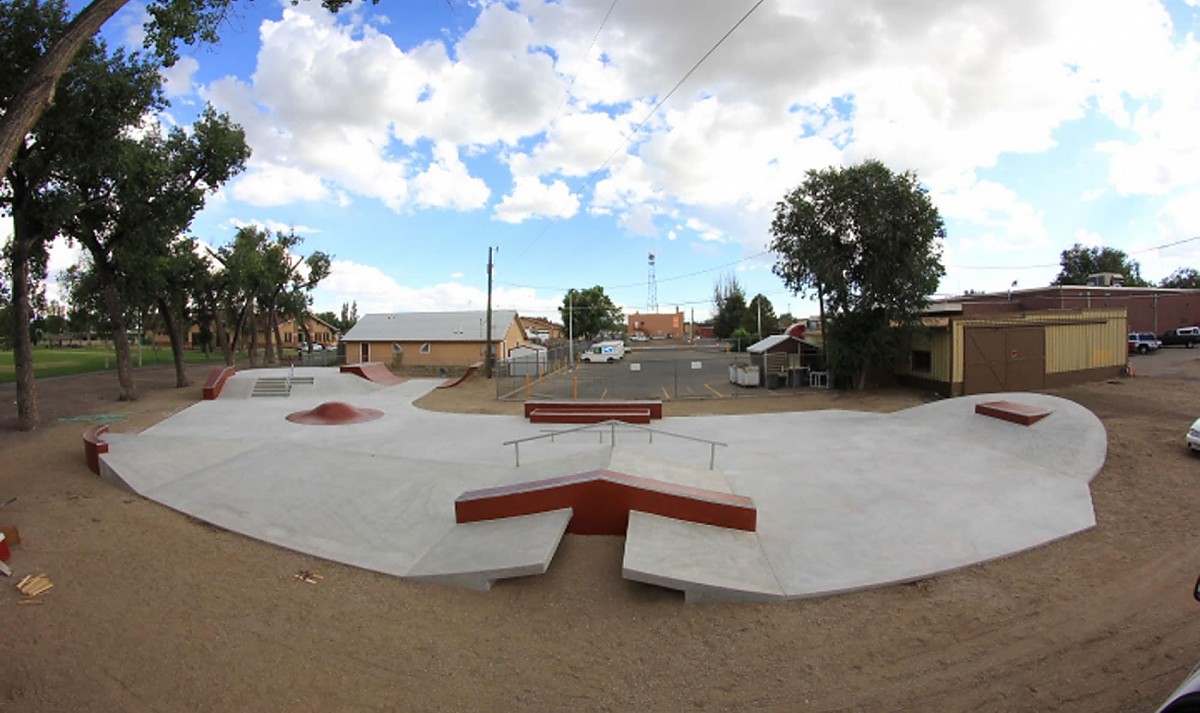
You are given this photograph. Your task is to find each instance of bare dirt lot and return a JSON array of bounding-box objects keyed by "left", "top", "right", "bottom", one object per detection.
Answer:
[{"left": 2, "top": 353, "right": 1199, "bottom": 712}]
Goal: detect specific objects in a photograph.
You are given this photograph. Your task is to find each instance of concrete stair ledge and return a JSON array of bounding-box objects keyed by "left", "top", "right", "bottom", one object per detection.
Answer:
[
  {"left": 623, "top": 511, "right": 785, "bottom": 603},
  {"left": 407, "top": 508, "right": 573, "bottom": 591}
]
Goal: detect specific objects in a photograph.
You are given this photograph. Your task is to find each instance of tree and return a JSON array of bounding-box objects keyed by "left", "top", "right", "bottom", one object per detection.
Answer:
[
  {"left": 559, "top": 286, "right": 623, "bottom": 341},
  {"left": 2, "top": 2, "right": 164, "bottom": 426},
  {"left": 1052, "top": 244, "right": 1149, "bottom": 286},
  {"left": 1161, "top": 267, "right": 1200, "bottom": 289},
  {"left": 61, "top": 104, "right": 248, "bottom": 400},
  {"left": 770, "top": 159, "right": 945, "bottom": 389},
  {"left": 0, "top": 0, "right": 365, "bottom": 186},
  {"left": 712, "top": 274, "right": 747, "bottom": 339},
  {"left": 339, "top": 300, "right": 358, "bottom": 333},
  {"left": 740, "top": 293, "right": 777, "bottom": 339}
]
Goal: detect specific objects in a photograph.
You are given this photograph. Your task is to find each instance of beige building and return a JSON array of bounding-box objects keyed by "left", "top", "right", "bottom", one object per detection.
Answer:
[{"left": 341, "top": 310, "right": 524, "bottom": 368}]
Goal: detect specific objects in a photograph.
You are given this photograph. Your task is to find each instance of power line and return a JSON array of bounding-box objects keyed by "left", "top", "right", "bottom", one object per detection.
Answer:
[
  {"left": 949, "top": 235, "right": 1200, "bottom": 270},
  {"left": 497, "top": 249, "right": 772, "bottom": 292}
]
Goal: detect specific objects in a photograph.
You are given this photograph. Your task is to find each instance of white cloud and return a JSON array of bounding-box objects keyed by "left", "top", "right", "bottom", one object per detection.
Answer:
[
  {"left": 493, "top": 176, "right": 579, "bottom": 223},
  {"left": 230, "top": 165, "right": 330, "bottom": 206},
  {"left": 412, "top": 143, "right": 489, "bottom": 210},
  {"left": 160, "top": 56, "right": 199, "bottom": 98}
]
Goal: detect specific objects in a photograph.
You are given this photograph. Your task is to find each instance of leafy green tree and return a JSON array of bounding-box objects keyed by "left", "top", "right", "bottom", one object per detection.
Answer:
[
  {"left": 2, "top": 2, "right": 163, "bottom": 425},
  {"left": 1052, "top": 243, "right": 1149, "bottom": 286},
  {"left": 1161, "top": 267, "right": 1200, "bottom": 289},
  {"left": 63, "top": 106, "right": 248, "bottom": 400},
  {"left": 0, "top": 0, "right": 367, "bottom": 185},
  {"left": 712, "top": 274, "right": 747, "bottom": 339},
  {"left": 771, "top": 159, "right": 945, "bottom": 389},
  {"left": 153, "top": 237, "right": 211, "bottom": 386},
  {"left": 559, "top": 286, "right": 623, "bottom": 341},
  {"left": 740, "top": 293, "right": 777, "bottom": 339},
  {"left": 339, "top": 300, "right": 358, "bottom": 332}
]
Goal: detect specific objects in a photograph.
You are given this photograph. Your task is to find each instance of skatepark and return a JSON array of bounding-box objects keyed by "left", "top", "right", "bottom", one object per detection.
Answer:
[{"left": 87, "top": 365, "right": 1108, "bottom": 602}]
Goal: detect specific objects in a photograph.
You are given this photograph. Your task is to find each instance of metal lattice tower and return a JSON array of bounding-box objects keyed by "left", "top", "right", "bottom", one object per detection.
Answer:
[{"left": 647, "top": 252, "right": 658, "bottom": 313}]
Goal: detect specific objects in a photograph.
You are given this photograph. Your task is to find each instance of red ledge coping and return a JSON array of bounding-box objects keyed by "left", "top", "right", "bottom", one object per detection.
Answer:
[
  {"left": 339, "top": 362, "right": 406, "bottom": 385},
  {"left": 83, "top": 424, "right": 110, "bottom": 475},
  {"left": 528, "top": 408, "right": 652, "bottom": 424},
  {"left": 975, "top": 400, "right": 1053, "bottom": 426},
  {"left": 202, "top": 366, "right": 237, "bottom": 400},
  {"left": 437, "top": 361, "right": 484, "bottom": 389},
  {"left": 523, "top": 399, "right": 663, "bottom": 420},
  {"left": 455, "top": 469, "right": 756, "bottom": 535}
]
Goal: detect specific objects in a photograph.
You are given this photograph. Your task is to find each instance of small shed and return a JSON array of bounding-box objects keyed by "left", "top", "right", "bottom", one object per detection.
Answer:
[
  {"left": 747, "top": 330, "right": 820, "bottom": 388},
  {"left": 508, "top": 344, "right": 548, "bottom": 377}
]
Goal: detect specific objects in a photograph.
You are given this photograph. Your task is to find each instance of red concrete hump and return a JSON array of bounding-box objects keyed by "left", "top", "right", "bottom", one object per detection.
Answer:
[
  {"left": 339, "top": 363, "right": 406, "bottom": 385},
  {"left": 975, "top": 400, "right": 1053, "bottom": 426},
  {"left": 455, "top": 469, "right": 756, "bottom": 535},
  {"left": 286, "top": 401, "right": 384, "bottom": 426},
  {"left": 83, "top": 424, "right": 110, "bottom": 475}
]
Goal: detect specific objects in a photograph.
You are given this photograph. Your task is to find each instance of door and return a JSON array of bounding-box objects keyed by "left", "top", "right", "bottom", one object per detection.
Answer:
[
  {"left": 359, "top": 343, "right": 370, "bottom": 363},
  {"left": 962, "top": 327, "right": 1046, "bottom": 395}
]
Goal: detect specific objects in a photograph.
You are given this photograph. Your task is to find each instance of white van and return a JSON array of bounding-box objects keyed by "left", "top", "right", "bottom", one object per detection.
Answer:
[{"left": 580, "top": 340, "right": 626, "bottom": 363}]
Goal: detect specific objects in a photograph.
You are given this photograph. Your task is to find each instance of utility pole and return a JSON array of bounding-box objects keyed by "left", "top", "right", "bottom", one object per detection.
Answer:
[
  {"left": 485, "top": 246, "right": 495, "bottom": 378},
  {"left": 567, "top": 291, "right": 574, "bottom": 366}
]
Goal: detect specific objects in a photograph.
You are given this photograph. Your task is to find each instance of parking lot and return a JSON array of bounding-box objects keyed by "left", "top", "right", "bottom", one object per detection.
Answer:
[{"left": 497, "top": 343, "right": 822, "bottom": 401}]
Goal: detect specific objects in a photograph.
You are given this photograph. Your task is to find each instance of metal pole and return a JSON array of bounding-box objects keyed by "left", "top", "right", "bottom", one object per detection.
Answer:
[{"left": 485, "top": 247, "right": 495, "bottom": 378}]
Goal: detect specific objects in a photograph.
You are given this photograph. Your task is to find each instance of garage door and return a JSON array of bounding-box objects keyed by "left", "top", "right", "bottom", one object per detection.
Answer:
[{"left": 963, "top": 327, "right": 1046, "bottom": 395}]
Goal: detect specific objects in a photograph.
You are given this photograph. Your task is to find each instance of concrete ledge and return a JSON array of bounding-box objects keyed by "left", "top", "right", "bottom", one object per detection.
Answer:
[
  {"left": 202, "top": 366, "right": 237, "bottom": 400},
  {"left": 339, "top": 362, "right": 406, "bottom": 385},
  {"left": 407, "top": 508, "right": 572, "bottom": 591},
  {"left": 524, "top": 399, "right": 662, "bottom": 420},
  {"left": 455, "top": 469, "right": 756, "bottom": 535},
  {"left": 83, "top": 425, "right": 110, "bottom": 475},
  {"left": 975, "top": 400, "right": 1053, "bottom": 426},
  {"left": 623, "top": 511, "right": 785, "bottom": 603}
]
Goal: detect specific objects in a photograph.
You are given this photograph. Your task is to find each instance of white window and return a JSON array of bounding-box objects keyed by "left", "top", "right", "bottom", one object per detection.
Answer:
[
  {"left": 392, "top": 343, "right": 403, "bottom": 353},
  {"left": 420, "top": 342, "right": 431, "bottom": 354}
]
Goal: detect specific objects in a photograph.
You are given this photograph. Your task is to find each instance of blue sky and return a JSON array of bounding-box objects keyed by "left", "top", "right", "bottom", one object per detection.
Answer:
[{"left": 30, "top": 0, "right": 1200, "bottom": 322}]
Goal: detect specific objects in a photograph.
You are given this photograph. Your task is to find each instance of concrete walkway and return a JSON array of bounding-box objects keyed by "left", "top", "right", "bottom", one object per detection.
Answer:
[{"left": 96, "top": 367, "right": 1107, "bottom": 602}]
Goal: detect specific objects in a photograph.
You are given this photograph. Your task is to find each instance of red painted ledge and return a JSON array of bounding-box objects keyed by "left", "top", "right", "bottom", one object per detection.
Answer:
[
  {"left": 523, "top": 399, "right": 663, "bottom": 420},
  {"left": 202, "top": 366, "right": 237, "bottom": 400},
  {"left": 83, "top": 424, "right": 110, "bottom": 475},
  {"left": 456, "top": 469, "right": 756, "bottom": 535},
  {"left": 975, "top": 400, "right": 1053, "bottom": 426}
]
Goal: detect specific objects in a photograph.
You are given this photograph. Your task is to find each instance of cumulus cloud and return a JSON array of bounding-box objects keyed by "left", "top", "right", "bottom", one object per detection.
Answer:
[{"left": 493, "top": 176, "right": 579, "bottom": 223}]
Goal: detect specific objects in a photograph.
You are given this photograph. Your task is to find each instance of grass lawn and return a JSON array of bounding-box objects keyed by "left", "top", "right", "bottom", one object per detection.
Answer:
[{"left": 0, "top": 346, "right": 226, "bottom": 383}]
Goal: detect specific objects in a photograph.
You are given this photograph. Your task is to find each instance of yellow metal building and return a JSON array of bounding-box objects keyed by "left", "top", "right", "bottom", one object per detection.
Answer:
[{"left": 895, "top": 308, "right": 1127, "bottom": 396}]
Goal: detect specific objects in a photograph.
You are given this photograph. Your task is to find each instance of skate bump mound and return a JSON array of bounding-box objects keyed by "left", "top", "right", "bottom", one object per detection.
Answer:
[{"left": 286, "top": 401, "right": 383, "bottom": 425}]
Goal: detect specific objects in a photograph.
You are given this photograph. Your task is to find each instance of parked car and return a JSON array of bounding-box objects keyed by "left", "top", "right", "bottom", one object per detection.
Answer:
[
  {"left": 1188, "top": 418, "right": 1200, "bottom": 454},
  {"left": 1129, "top": 332, "right": 1162, "bottom": 354},
  {"left": 1161, "top": 326, "right": 1200, "bottom": 349}
]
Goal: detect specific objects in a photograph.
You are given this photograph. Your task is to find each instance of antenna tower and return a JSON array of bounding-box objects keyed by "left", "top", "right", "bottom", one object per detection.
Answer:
[{"left": 647, "top": 252, "right": 658, "bottom": 313}]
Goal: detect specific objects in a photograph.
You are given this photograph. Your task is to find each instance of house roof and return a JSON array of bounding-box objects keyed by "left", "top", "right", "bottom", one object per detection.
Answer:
[{"left": 342, "top": 310, "right": 519, "bottom": 343}]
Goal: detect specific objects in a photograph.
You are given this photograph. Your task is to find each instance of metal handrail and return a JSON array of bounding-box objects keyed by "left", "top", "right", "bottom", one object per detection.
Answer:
[{"left": 502, "top": 419, "right": 727, "bottom": 470}]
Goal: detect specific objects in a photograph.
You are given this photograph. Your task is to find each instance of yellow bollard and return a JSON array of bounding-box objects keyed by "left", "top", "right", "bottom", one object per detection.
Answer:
[{"left": 573, "top": 377, "right": 578, "bottom": 401}]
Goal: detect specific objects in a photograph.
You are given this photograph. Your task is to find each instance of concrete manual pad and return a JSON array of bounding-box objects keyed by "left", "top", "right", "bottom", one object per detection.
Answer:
[
  {"left": 96, "top": 367, "right": 1109, "bottom": 602},
  {"left": 408, "top": 508, "right": 573, "bottom": 591},
  {"left": 623, "top": 511, "right": 785, "bottom": 603}
]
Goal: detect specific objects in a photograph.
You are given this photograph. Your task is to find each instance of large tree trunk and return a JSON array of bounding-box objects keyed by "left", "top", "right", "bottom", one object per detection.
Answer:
[
  {"left": 10, "top": 235, "right": 39, "bottom": 431},
  {"left": 262, "top": 304, "right": 276, "bottom": 366},
  {"left": 0, "top": 0, "right": 129, "bottom": 181},
  {"left": 101, "top": 281, "right": 137, "bottom": 401},
  {"left": 213, "top": 300, "right": 233, "bottom": 366},
  {"left": 247, "top": 296, "right": 258, "bottom": 368},
  {"left": 156, "top": 296, "right": 190, "bottom": 388}
]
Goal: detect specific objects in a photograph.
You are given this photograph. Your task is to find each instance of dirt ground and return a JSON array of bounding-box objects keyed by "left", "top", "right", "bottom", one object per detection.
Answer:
[{"left": 1, "top": 354, "right": 1199, "bottom": 712}]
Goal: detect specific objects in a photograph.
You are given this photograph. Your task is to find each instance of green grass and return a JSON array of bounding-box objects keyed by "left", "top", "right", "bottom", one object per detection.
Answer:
[{"left": 0, "top": 345, "right": 227, "bottom": 383}]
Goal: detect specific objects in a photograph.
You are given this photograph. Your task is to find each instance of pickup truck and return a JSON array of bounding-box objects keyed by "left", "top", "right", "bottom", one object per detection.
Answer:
[{"left": 1160, "top": 326, "right": 1200, "bottom": 348}]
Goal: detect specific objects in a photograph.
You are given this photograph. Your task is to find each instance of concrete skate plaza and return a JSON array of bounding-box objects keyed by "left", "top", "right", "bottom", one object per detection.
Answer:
[{"left": 94, "top": 367, "right": 1107, "bottom": 602}]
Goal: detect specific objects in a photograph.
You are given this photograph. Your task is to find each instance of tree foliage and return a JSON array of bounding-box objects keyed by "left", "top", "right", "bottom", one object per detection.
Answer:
[
  {"left": 711, "top": 274, "right": 747, "bottom": 339},
  {"left": 740, "top": 293, "right": 777, "bottom": 339},
  {"left": 1052, "top": 243, "right": 1148, "bottom": 286},
  {"left": 1160, "top": 267, "right": 1200, "bottom": 289},
  {"left": 559, "top": 286, "right": 623, "bottom": 341},
  {"left": 770, "top": 159, "right": 945, "bottom": 388}
]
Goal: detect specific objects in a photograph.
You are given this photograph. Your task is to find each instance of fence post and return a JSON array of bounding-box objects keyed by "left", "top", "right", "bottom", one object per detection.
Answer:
[{"left": 525, "top": 375, "right": 531, "bottom": 399}]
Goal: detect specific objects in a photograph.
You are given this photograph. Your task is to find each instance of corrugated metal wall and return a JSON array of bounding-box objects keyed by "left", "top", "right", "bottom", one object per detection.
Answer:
[
  {"left": 948, "top": 308, "right": 1125, "bottom": 382},
  {"left": 895, "top": 327, "right": 953, "bottom": 383}
]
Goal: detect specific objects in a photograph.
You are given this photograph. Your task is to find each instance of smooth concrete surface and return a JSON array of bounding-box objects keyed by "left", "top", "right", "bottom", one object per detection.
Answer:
[
  {"left": 97, "top": 368, "right": 1108, "bottom": 602},
  {"left": 408, "top": 508, "right": 573, "bottom": 591}
]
